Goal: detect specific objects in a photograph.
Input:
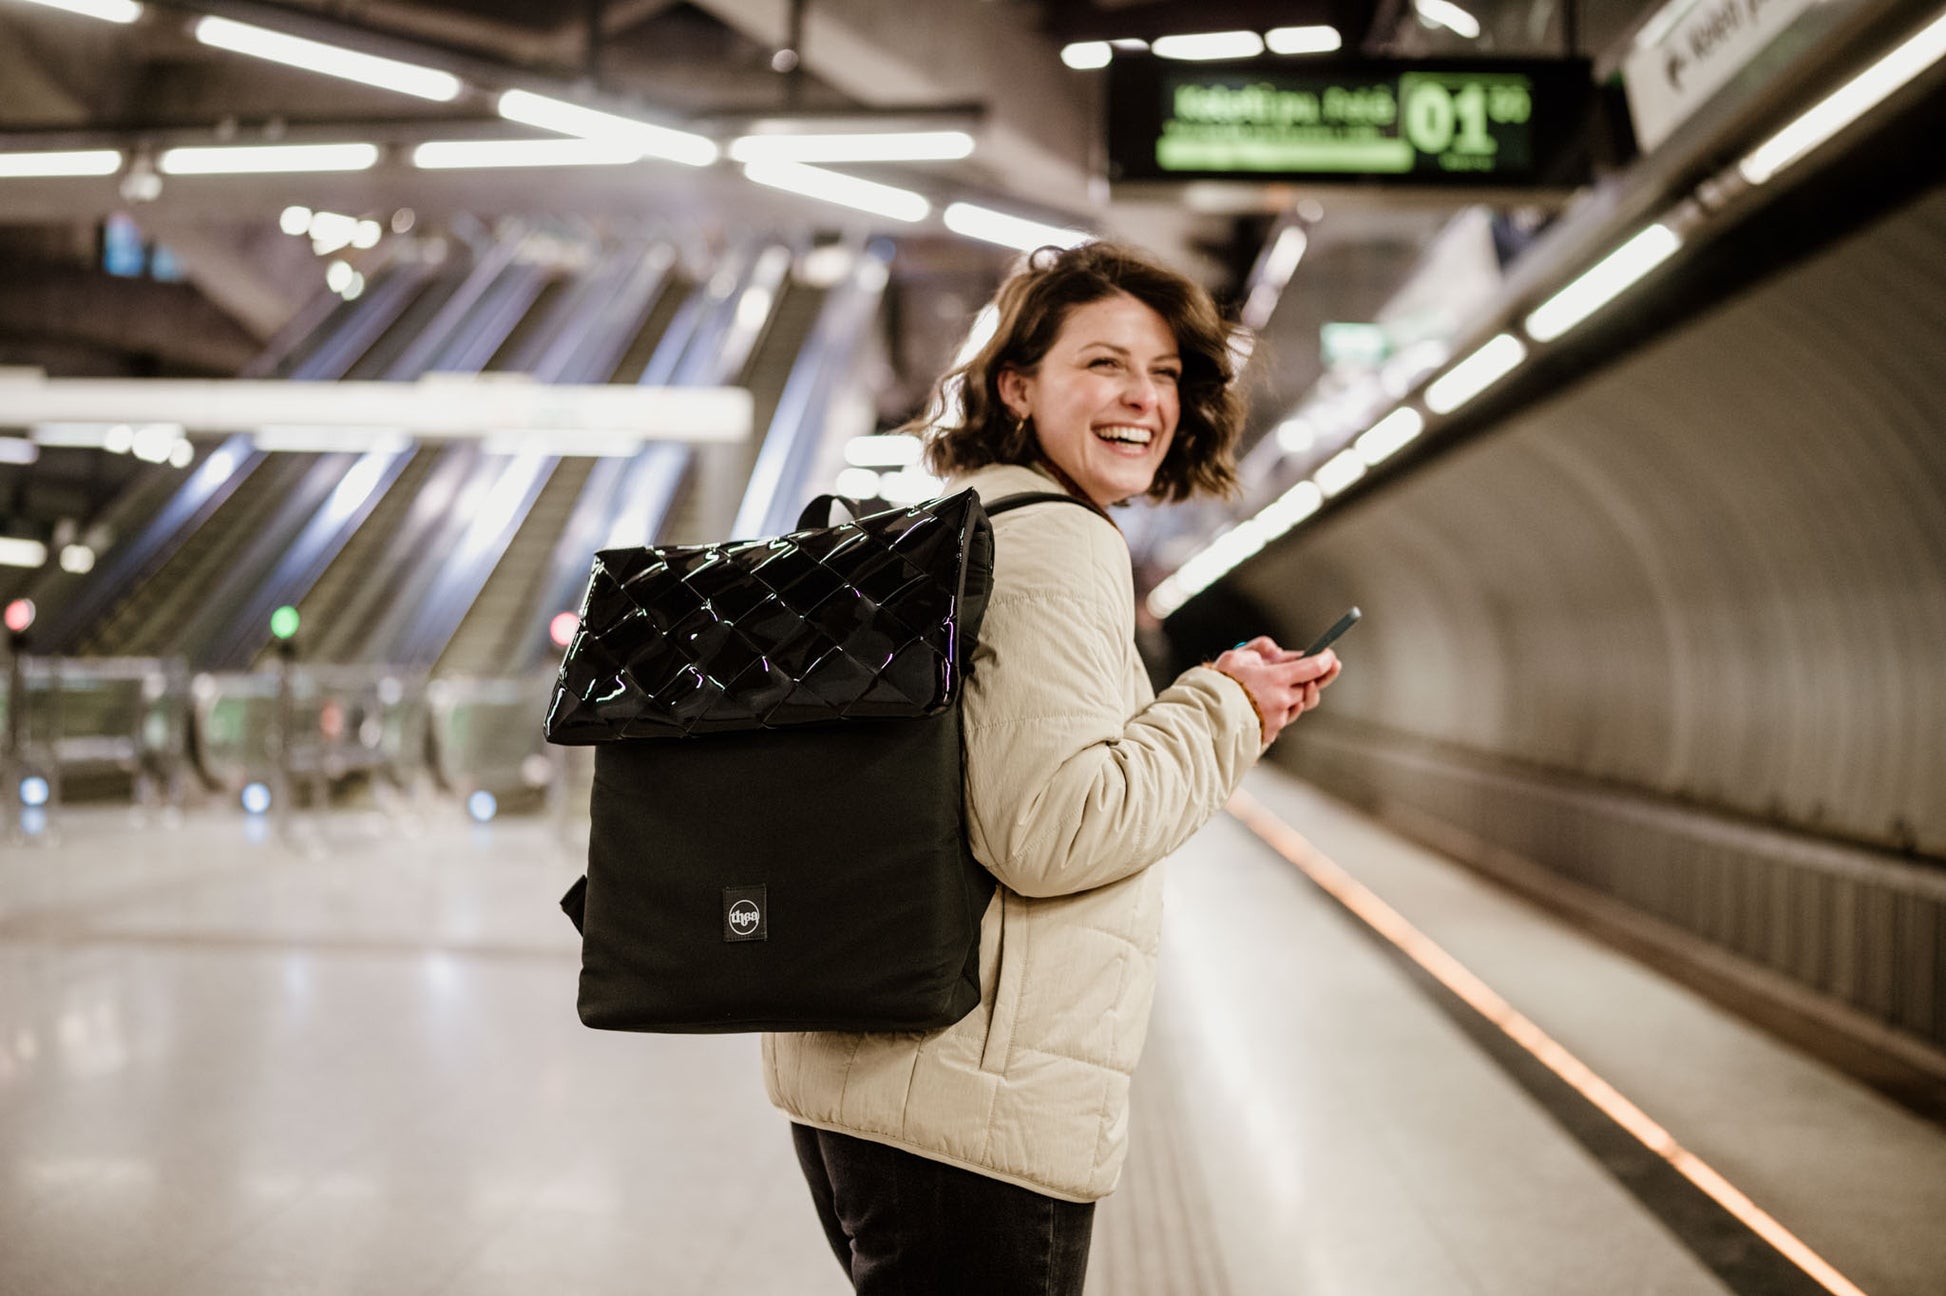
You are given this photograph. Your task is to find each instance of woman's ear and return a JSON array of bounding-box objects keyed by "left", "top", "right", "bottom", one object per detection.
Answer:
[{"left": 995, "top": 367, "right": 1031, "bottom": 421}]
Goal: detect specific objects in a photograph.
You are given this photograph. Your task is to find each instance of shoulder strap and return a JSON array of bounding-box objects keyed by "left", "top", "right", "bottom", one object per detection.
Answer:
[{"left": 985, "top": 491, "right": 1102, "bottom": 519}]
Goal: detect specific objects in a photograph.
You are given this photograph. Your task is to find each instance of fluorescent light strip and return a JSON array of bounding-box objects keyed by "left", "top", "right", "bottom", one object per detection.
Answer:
[
  {"left": 0, "top": 538, "right": 48, "bottom": 569},
  {"left": 1524, "top": 224, "right": 1682, "bottom": 343},
  {"left": 1740, "top": 11, "right": 1946, "bottom": 185},
  {"left": 10, "top": 0, "right": 139, "bottom": 22},
  {"left": 158, "top": 143, "right": 380, "bottom": 175},
  {"left": 844, "top": 434, "right": 922, "bottom": 468},
  {"left": 1060, "top": 41, "right": 1113, "bottom": 69},
  {"left": 1354, "top": 407, "right": 1426, "bottom": 464},
  {"left": 1413, "top": 0, "right": 1482, "bottom": 38},
  {"left": 1153, "top": 30, "right": 1264, "bottom": 60},
  {"left": 943, "top": 201, "right": 1091, "bottom": 251},
  {"left": 1225, "top": 787, "right": 1874, "bottom": 1296},
  {"left": 835, "top": 467, "right": 883, "bottom": 498},
  {"left": 729, "top": 131, "right": 973, "bottom": 163},
  {"left": 412, "top": 139, "right": 643, "bottom": 169},
  {"left": 251, "top": 426, "right": 410, "bottom": 454},
  {"left": 1425, "top": 333, "right": 1526, "bottom": 414},
  {"left": 0, "top": 149, "right": 122, "bottom": 178},
  {"left": 497, "top": 89, "right": 718, "bottom": 166},
  {"left": 1315, "top": 448, "right": 1367, "bottom": 497},
  {"left": 0, "top": 438, "right": 39, "bottom": 465},
  {"left": 1260, "top": 225, "right": 1308, "bottom": 289},
  {"left": 193, "top": 16, "right": 461, "bottom": 102},
  {"left": 1266, "top": 25, "right": 1342, "bottom": 54},
  {"left": 30, "top": 422, "right": 119, "bottom": 447},
  {"left": 744, "top": 161, "right": 929, "bottom": 222}
]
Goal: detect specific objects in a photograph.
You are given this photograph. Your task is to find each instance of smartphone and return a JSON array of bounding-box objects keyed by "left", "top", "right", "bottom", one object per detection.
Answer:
[{"left": 1299, "top": 607, "right": 1361, "bottom": 658}]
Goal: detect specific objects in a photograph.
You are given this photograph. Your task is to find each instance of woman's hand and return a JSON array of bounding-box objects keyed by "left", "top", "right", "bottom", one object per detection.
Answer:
[{"left": 1210, "top": 636, "right": 1342, "bottom": 747}]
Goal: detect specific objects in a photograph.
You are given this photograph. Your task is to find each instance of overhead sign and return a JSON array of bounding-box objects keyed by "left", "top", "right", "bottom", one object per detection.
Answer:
[
  {"left": 1623, "top": 0, "right": 1822, "bottom": 151},
  {"left": 1107, "top": 56, "right": 1595, "bottom": 188}
]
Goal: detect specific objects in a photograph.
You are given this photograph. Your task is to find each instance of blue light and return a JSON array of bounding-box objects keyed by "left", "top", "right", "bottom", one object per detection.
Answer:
[
  {"left": 467, "top": 790, "right": 497, "bottom": 823},
  {"left": 241, "top": 781, "right": 272, "bottom": 815},
  {"left": 19, "top": 776, "right": 49, "bottom": 808}
]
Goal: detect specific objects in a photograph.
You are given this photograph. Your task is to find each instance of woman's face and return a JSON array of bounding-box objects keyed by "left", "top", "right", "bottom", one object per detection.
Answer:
[{"left": 999, "top": 292, "right": 1181, "bottom": 509}]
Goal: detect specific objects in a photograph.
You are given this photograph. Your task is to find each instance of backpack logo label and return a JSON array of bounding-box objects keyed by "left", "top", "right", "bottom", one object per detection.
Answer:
[{"left": 723, "top": 885, "right": 767, "bottom": 942}]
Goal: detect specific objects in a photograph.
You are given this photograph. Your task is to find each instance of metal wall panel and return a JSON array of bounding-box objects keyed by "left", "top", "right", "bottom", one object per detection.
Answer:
[{"left": 1236, "top": 183, "right": 1946, "bottom": 1055}]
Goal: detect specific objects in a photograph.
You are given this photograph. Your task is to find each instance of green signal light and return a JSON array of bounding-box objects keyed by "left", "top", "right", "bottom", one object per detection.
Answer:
[{"left": 270, "top": 606, "right": 301, "bottom": 640}]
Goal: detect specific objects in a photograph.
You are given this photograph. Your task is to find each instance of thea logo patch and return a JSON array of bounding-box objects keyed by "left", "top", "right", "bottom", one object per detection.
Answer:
[{"left": 723, "top": 885, "right": 767, "bottom": 942}]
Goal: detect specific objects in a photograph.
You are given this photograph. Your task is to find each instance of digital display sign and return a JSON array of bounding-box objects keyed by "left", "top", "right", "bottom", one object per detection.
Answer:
[{"left": 1108, "top": 57, "right": 1594, "bottom": 188}]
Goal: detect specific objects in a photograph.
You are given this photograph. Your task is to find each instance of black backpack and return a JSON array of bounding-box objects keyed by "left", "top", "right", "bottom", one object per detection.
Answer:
[{"left": 545, "top": 487, "right": 1092, "bottom": 1033}]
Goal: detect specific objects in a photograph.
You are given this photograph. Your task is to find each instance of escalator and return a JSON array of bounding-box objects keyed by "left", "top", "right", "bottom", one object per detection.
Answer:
[{"left": 38, "top": 258, "right": 436, "bottom": 658}]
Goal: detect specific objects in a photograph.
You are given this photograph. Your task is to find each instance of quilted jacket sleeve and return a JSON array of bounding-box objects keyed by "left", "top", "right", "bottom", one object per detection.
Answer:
[{"left": 960, "top": 507, "right": 1263, "bottom": 898}]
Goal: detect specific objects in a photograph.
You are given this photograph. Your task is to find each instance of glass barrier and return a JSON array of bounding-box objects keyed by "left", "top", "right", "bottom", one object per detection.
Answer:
[{"left": 0, "top": 656, "right": 191, "bottom": 817}]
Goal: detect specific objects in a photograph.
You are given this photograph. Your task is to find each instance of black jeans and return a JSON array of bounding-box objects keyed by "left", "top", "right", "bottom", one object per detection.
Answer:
[{"left": 790, "top": 1123, "right": 1096, "bottom": 1295}]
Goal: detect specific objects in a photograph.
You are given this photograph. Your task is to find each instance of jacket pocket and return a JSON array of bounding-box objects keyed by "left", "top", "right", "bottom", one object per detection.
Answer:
[{"left": 979, "top": 890, "right": 1026, "bottom": 1074}]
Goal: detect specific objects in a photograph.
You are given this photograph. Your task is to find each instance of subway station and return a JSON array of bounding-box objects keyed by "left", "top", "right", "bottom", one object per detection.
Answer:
[{"left": 1, "top": 1, "right": 1943, "bottom": 1292}]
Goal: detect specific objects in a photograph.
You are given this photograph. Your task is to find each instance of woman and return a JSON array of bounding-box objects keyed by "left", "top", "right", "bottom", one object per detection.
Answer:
[{"left": 763, "top": 242, "right": 1341, "bottom": 1293}]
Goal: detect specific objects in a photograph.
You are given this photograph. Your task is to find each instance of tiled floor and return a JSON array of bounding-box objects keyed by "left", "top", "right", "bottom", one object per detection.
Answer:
[{"left": 2, "top": 772, "right": 1940, "bottom": 1295}]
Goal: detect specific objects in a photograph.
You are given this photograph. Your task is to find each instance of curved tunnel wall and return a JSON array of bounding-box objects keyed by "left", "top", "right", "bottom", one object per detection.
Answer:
[{"left": 1230, "top": 182, "right": 1946, "bottom": 1056}]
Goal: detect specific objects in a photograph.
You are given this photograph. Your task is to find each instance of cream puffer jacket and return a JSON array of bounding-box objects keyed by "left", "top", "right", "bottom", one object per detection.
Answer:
[{"left": 763, "top": 462, "right": 1262, "bottom": 1202}]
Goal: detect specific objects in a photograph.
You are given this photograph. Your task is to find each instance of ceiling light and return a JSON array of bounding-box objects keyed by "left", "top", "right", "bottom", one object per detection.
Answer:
[
  {"left": 0, "top": 438, "right": 38, "bottom": 465},
  {"left": 0, "top": 538, "right": 48, "bottom": 569},
  {"left": 497, "top": 89, "right": 718, "bottom": 166},
  {"left": 0, "top": 149, "right": 122, "bottom": 178},
  {"left": 1424, "top": 334, "right": 1526, "bottom": 414},
  {"left": 1061, "top": 41, "right": 1112, "bottom": 70},
  {"left": 1314, "top": 448, "right": 1367, "bottom": 497},
  {"left": 878, "top": 467, "right": 944, "bottom": 505},
  {"left": 1413, "top": 0, "right": 1482, "bottom": 39},
  {"left": 158, "top": 144, "right": 380, "bottom": 175},
  {"left": 835, "top": 467, "right": 883, "bottom": 498},
  {"left": 728, "top": 131, "right": 974, "bottom": 163},
  {"left": 743, "top": 161, "right": 929, "bottom": 222},
  {"left": 129, "top": 422, "right": 185, "bottom": 463},
  {"left": 413, "top": 139, "right": 644, "bottom": 169},
  {"left": 308, "top": 210, "right": 359, "bottom": 253},
  {"left": 1265, "top": 25, "right": 1342, "bottom": 54},
  {"left": 1353, "top": 407, "right": 1426, "bottom": 464},
  {"left": 9, "top": 0, "right": 139, "bottom": 22},
  {"left": 1109, "top": 39, "right": 1149, "bottom": 52},
  {"left": 1152, "top": 31, "right": 1264, "bottom": 61},
  {"left": 279, "top": 204, "right": 312, "bottom": 235},
  {"left": 1276, "top": 416, "right": 1317, "bottom": 455},
  {"left": 942, "top": 201, "right": 1091, "bottom": 250},
  {"left": 1739, "top": 11, "right": 1946, "bottom": 185},
  {"left": 252, "top": 426, "right": 411, "bottom": 454},
  {"left": 59, "top": 543, "right": 95, "bottom": 573},
  {"left": 193, "top": 16, "right": 461, "bottom": 102},
  {"left": 844, "top": 434, "right": 922, "bottom": 468},
  {"left": 1524, "top": 224, "right": 1682, "bottom": 342}
]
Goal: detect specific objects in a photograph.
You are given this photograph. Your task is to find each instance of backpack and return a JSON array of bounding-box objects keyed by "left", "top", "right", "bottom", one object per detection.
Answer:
[{"left": 545, "top": 486, "right": 1093, "bottom": 1033}]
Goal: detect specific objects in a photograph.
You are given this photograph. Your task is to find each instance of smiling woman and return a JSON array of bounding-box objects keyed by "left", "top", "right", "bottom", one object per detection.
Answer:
[
  {"left": 917, "top": 240, "right": 1245, "bottom": 506},
  {"left": 766, "top": 242, "right": 1344, "bottom": 1295}
]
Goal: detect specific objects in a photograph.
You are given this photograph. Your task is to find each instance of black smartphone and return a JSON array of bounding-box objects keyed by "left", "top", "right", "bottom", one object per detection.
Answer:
[{"left": 1300, "top": 607, "right": 1361, "bottom": 658}]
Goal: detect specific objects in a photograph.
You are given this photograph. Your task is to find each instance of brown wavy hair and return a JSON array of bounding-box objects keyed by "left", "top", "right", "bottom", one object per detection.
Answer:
[{"left": 913, "top": 241, "right": 1244, "bottom": 503}]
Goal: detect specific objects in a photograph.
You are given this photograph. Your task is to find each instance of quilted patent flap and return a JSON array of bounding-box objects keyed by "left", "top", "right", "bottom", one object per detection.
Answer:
[{"left": 545, "top": 490, "right": 989, "bottom": 744}]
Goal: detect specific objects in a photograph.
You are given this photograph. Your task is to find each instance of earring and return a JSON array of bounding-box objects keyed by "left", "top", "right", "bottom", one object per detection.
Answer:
[{"left": 1013, "top": 410, "right": 1030, "bottom": 437}]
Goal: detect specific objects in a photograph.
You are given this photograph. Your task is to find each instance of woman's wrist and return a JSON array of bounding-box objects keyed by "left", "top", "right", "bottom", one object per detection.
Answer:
[{"left": 1201, "top": 662, "right": 1266, "bottom": 746}]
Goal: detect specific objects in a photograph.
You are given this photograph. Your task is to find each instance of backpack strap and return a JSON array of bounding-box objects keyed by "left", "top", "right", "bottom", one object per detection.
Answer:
[{"left": 984, "top": 491, "right": 1106, "bottom": 521}]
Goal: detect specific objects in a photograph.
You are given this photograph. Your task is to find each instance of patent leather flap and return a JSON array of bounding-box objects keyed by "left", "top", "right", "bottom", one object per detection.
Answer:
[{"left": 545, "top": 489, "right": 991, "bottom": 744}]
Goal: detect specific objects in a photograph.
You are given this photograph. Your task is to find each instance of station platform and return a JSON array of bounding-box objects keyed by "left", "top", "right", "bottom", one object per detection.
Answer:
[{"left": 2, "top": 766, "right": 1941, "bottom": 1296}]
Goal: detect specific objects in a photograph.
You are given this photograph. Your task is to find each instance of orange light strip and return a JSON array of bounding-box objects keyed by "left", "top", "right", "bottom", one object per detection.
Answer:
[{"left": 1225, "top": 787, "right": 1870, "bottom": 1296}]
